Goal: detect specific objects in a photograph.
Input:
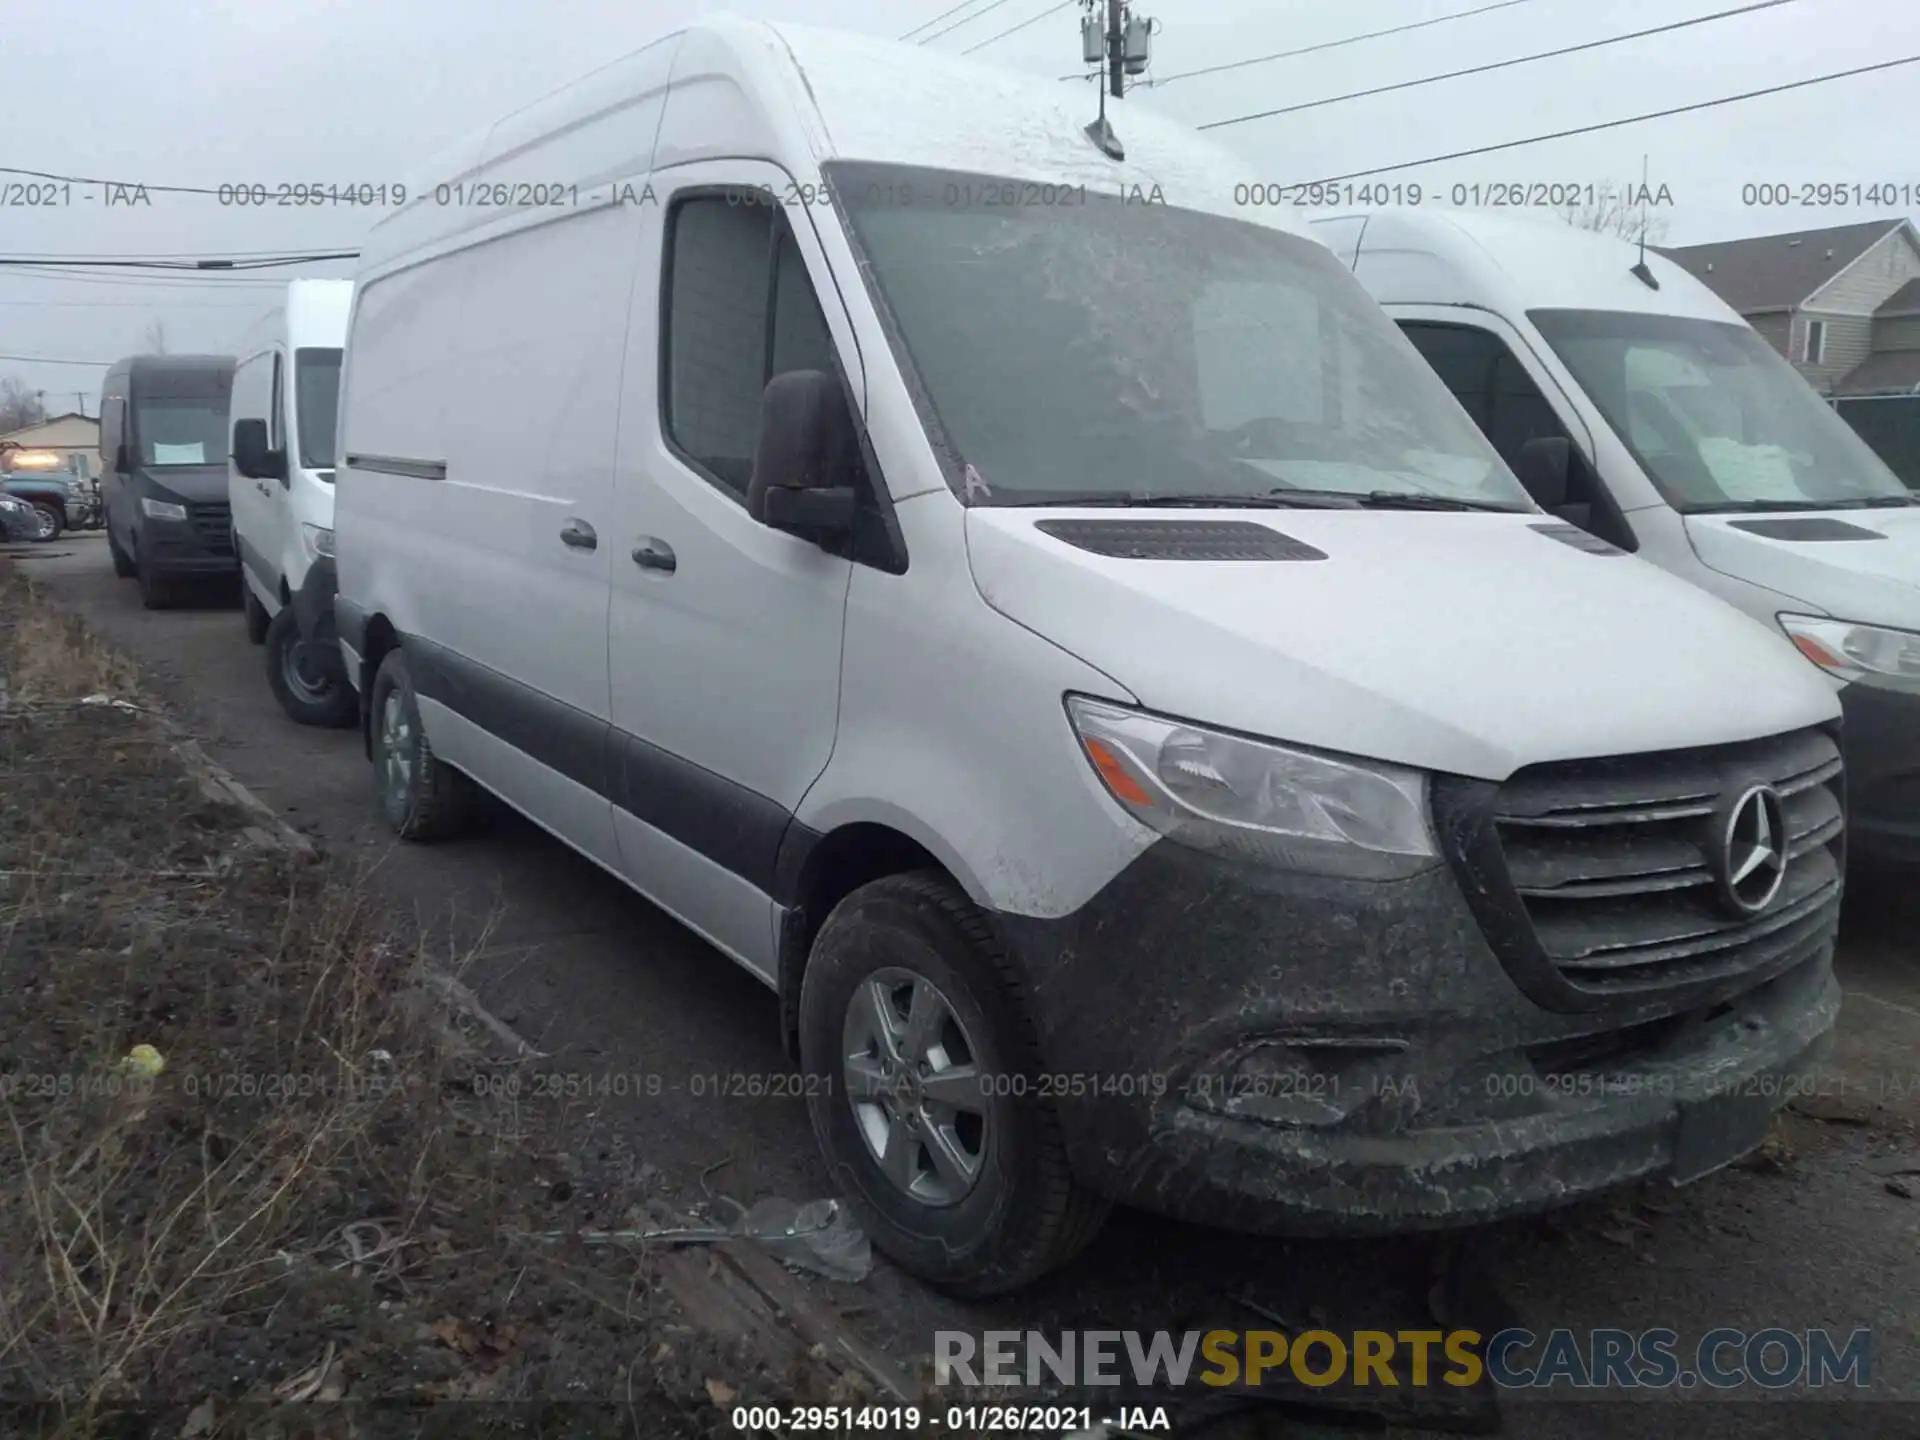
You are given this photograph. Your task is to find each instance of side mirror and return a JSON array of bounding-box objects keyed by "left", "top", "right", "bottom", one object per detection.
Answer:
[
  {"left": 747, "top": 370, "right": 858, "bottom": 542},
  {"left": 232, "top": 418, "right": 286, "bottom": 481},
  {"left": 1514, "top": 435, "right": 1571, "bottom": 510}
]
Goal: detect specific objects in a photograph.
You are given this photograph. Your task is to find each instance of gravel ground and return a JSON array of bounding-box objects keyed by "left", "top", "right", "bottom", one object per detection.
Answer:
[{"left": 12, "top": 536, "right": 1920, "bottom": 1439}]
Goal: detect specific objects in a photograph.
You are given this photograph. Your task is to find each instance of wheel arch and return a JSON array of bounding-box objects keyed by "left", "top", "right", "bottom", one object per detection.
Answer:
[
  {"left": 356, "top": 613, "right": 401, "bottom": 759},
  {"left": 773, "top": 817, "right": 958, "bottom": 1064}
]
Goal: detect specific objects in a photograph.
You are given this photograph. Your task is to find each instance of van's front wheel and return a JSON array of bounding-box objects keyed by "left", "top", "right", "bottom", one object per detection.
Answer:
[
  {"left": 265, "top": 606, "right": 357, "bottom": 728},
  {"left": 367, "top": 649, "right": 477, "bottom": 840},
  {"left": 244, "top": 588, "right": 270, "bottom": 645},
  {"left": 798, "top": 872, "right": 1109, "bottom": 1296},
  {"left": 107, "top": 524, "right": 136, "bottom": 577}
]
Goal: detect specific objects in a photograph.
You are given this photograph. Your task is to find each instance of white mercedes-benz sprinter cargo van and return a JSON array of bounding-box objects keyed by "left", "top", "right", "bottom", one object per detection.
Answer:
[
  {"left": 1315, "top": 209, "right": 1920, "bottom": 864},
  {"left": 334, "top": 16, "right": 1847, "bottom": 1295},
  {"left": 228, "top": 279, "right": 355, "bottom": 727}
]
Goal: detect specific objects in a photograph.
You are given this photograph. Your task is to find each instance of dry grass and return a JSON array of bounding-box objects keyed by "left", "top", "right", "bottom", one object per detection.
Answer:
[{"left": 0, "top": 565, "right": 767, "bottom": 1438}]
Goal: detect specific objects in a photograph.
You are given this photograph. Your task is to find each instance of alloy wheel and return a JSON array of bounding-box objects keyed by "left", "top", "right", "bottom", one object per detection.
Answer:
[{"left": 841, "top": 967, "right": 989, "bottom": 1207}]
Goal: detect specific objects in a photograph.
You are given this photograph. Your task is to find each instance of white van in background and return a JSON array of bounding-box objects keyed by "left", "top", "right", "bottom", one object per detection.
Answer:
[
  {"left": 228, "top": 279, "right": 355, "bottom": 726},
  {"left": 1316, "top": 209, "right": 1920, "bottom": 864},
  {"left": 332, "top": 16, "right": 1845, "bottom": 1295}
]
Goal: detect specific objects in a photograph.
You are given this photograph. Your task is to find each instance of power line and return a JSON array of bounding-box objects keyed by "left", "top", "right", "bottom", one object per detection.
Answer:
[
  {"left": 961, "top": 0, "right": 1075, "bottom": 54},
  {"left": 1297, "top": 52, "right": 1920, "bottom": 181},
  {"left": 1197, "top": 0, "right": 1799, "bottom": 130},
  {"left": 1076, "top": 0, "right": 1550, "bottom": 85},
  {"left": 920, "top": 0, "right": 1021, "bottom": 44},
  {"left": 0, "top": 298, "right": 262, "bottom": 308},
  {"left": 0, "top": 247, "right": 360, "bottom": 260},
  {"left": 0, "top": 352, "right": 116, "bottom": 368},
  {"left": 898, "top": 0, "right": 994, "bottom": 41},
  {"left": 0, "top": 252, "right": 357, "bottom": 270},
  {"left": 0, "top": 266, "right": 290, "bottom": 289},
  {"left": 0, "top": 164, "right": 224, "bottom": 198}
]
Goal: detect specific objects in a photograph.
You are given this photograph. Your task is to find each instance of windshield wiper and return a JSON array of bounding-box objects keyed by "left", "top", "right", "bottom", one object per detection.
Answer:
[
  {"left": 1002, "top": 491, "right": 1360, "bottom": 509},
  {"left": 1271, "top": 489, "right": 1522, "bottom": 512},
  {"left": 1691, "top": 497, "right": 1914, "bottom": 513}
]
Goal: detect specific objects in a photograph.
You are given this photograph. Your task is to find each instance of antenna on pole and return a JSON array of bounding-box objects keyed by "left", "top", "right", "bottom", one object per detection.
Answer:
[
  {"left": 1630, "top": 153, "right": 1660, "bottom": 290},
  {"left": 1080, "top": 0, "right": 1153, "bottom": 159}
]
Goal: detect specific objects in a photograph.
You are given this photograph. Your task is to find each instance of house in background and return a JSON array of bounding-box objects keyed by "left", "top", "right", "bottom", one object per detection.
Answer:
[
  {"left": 0, "top": 412, "right": 102, "bottom": 480},
  {"left": 1660, "top": 217, "right": 1920, "bottom": 395}
]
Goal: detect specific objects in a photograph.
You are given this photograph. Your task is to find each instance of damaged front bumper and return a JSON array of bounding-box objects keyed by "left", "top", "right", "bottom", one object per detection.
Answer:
[{"left": 991, "top": 841, "right": 1841, "bottom": 1236}]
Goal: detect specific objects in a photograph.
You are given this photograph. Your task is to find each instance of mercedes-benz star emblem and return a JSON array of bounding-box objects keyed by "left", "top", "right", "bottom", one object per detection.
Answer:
[{"left": 1711, "top": 783, "right": 1789, "bottom": 917}]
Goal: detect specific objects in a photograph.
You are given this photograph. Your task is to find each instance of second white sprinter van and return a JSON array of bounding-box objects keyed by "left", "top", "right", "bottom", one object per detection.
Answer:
[
  {"left": 335, "top": 17, "right": 1847, "bottom": 1295},
  {"left": 1314, "top": 209, "right": 1920, "bottom": 864},
  {"left": 228, "top": 279, "right": 355, "bottom": 726}
]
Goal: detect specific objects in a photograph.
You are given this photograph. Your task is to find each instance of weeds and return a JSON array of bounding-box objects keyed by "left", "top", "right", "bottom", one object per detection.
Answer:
[{"left": 0, "top": 566, "right": 762, "bottom": 1438}]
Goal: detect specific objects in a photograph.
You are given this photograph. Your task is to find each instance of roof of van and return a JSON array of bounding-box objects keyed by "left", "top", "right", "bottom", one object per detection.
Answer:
[
  {"left": 283, "top": 279, "right": 353, "bottom": 338},
  {"left": 233, "top": 280, "right": 352, "bottom": 362},
  {"left": 1312, "top": 208, "right": 1741, "bottom": 324},
  {"left": 118, "top": 353, "right": 235, "bottom": 374},
  {"left": 360, "top": 14, "right": 1310, "bottom": 278}
]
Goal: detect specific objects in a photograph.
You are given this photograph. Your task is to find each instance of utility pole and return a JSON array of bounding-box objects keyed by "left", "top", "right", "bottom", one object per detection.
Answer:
[{"left": 1081, "top": 0, "right": 1152, "bottom": 156}]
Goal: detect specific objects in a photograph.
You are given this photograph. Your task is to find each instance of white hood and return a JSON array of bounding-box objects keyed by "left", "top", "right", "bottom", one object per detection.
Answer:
[
  {"left": 1686, "top": 507, "right": 1920, "bottom": 629},
  {"left": 967, "top": 509, "right": 1841, "bottom": 782}
]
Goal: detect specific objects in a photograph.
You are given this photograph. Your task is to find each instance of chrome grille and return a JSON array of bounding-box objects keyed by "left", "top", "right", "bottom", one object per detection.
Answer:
[{"left": 1473, "top": 727, "right": 1843, "bottom": 1001}]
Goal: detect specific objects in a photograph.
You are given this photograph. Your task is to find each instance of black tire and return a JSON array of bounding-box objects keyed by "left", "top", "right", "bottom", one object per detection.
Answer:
[
  {"left": 798, "top": 871, "right": 1109, "bottom": 1296},
  {"left": 136, "top": 546, "right": 174, "bottom": 610},
  {"left": 244, "top": 588, "right": 270, "bottom": 644},
  {"left": 265, "top": 605, "right": 358, "bottom": 728},
  {"left": 367, "top": 648, "right": 477, "bottom": 841},
  {"left": 28, "top": 502, "right": 62, "bottom": 543},
  {"left": 107, "top": 523, "right": 136, "bottom": 577}
]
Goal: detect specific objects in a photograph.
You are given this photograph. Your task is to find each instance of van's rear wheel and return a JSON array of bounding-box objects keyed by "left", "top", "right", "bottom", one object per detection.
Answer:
[
  {"left": 107, "top": 524, "right": 136, "bottom": 577},
  {"left": 798, "top": 871, "right": 1109, "bottom": 1296},
  {"left": 265, "top": 605, "right": 357, "bottom": 728},
  {"left": 368, "top": 649, "right": 476, "bottom": 841}
]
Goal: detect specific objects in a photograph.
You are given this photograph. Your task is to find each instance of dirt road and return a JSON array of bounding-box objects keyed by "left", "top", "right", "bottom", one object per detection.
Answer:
[{"left": 19, "top": 533, "right": 1919, "bottom": 1437}]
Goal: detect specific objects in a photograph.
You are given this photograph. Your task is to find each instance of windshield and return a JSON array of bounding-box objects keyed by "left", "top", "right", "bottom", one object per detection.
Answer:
[
  {"left": 826, "top": 162, "right": 1530, "bottom": 509},
  {"left": 1530, "top": 309, "right": 1913, "bottom": 511},
  {"left": 134, "top": 399, "right": 226, "bottom": 467},
  {"left": 295, "top": 347, "right": 342, "bottom": 470}
]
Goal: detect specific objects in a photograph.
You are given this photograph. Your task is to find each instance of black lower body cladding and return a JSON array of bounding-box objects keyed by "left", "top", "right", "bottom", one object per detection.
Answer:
[
  {"left": 988, "top": 841, "right": 1840, "bottom": 1236},
  {"left": 1839, "top": 678, "right": 1920, "bottom": 864}
]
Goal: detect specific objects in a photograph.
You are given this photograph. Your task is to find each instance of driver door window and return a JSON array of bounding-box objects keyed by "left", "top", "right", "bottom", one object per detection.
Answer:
[{"left": 1397, "top": 319, "right": 1628, "bottom": 544}]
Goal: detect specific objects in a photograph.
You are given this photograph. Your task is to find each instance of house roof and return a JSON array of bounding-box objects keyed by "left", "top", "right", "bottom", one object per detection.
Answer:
[
  {"left": 1657, "top": 219, "right": 1913, "bottom": 312},
  {"left": 0, "top": 412, "right": 99, "bottom": 444},
  {"left": 1878, "top": 278, "right": 1920, "bottom": 318},
  {"left": 1835, "top": 349, "right": 1920, "bottom": 396}
]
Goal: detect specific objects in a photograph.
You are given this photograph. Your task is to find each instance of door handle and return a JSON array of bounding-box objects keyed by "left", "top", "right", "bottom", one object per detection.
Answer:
[
  {"left": 560, "top": 518, "right": 598, "bottom": 551},
  {"left": 631, "top": 537, "right": 676, "bottom": 573}
]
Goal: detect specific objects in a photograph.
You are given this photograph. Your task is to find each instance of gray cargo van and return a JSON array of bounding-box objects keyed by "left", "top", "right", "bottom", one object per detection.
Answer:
[{"left": 100, "top": 354, "right": 238, "bottom": 609}]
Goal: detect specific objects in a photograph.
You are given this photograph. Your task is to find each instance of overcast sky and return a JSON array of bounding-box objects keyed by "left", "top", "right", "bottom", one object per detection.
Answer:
[{"left": 5, "top": 0, "right": 1917, "bottom": 412}]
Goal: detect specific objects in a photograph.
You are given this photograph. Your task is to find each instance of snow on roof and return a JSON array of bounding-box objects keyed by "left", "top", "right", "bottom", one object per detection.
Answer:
[{"left": 760, "top": 18, "right": 1305, "bottom": 234}]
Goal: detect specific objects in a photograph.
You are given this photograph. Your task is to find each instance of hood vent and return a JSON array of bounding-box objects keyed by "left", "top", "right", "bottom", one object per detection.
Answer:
[
  {"left": 1726, "top": 517, "right": 1886, "bottom": 542},
  {"left": 1531, "top": 522, "right": 1625, "bottom": 555},
  {"left": 1034, "top": 518, "right": 1327, "bottom": 561}
]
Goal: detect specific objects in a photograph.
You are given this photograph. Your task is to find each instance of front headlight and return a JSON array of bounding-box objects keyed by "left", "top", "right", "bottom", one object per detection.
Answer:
[
  {"left": 1779, "top": 615, "right": 1920, "bottom": 691},
  {"left": 301, "top": 523, "right": 335, "bottom": 559},
  {"left": 1065, "top": 696, "right": 1438, "bottom": 880},
  {"left": 139, "top": 497, "right": 187, "bottom": 521}
]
